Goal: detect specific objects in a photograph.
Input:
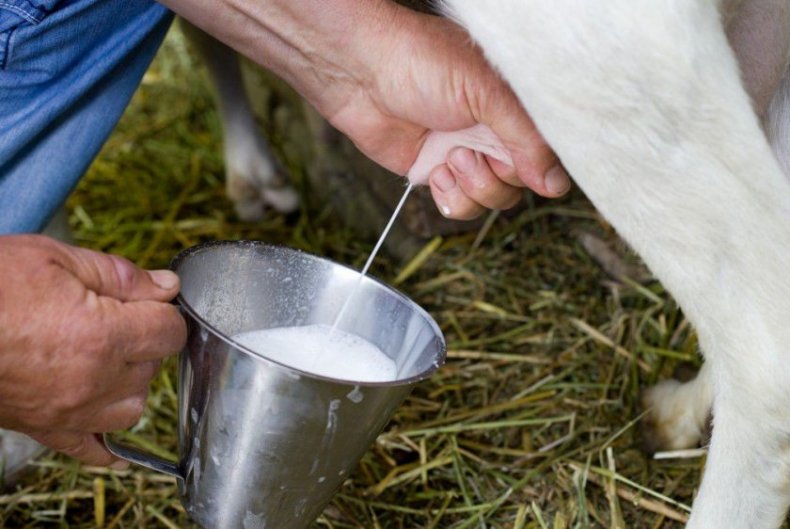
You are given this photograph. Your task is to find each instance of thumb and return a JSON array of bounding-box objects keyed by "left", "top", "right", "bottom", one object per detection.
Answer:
[
  {"left": 480, "top": 81, "right": 571, "bottom": 197},
  {"left": 61, "top": 246, "right": 179, "bottom": 302}
]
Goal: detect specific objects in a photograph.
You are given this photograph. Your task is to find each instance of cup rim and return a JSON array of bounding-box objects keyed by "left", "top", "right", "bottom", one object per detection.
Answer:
[{"left": 170, "top": 240, "right": 446, "bottom": 387}]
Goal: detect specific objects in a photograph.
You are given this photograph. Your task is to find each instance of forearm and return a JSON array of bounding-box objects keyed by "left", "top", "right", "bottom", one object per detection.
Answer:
[
  {"left": 158, "top": 0, "right": 403, "bottom": 117},
  {"left": 158, "top": 0, "right": 570, "bottom": 206}
]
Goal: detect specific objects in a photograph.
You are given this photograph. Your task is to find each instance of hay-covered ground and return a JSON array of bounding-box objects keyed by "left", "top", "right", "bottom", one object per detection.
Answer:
[{"left": 1, "top": 28, "right": 714, "bottom": 528}]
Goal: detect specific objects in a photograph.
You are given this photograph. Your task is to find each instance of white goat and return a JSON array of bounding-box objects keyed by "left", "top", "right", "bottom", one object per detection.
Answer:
[{"left": 439, "top": 0, "right": 790, "bottom": 527}]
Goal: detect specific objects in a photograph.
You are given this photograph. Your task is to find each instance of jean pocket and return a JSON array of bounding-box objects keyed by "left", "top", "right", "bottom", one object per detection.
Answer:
[
  {"left": 0, "top": 0, "right": 63, "bottom": 27},
  {"left": 0, "top": 0, "right": 62, "bottom": 66}
]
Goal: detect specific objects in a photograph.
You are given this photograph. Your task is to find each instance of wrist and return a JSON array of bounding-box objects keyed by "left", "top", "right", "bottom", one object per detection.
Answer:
[
  {"left": 252, "top": 0, "right": 412, "bottom": 118},
  {"left": 163, "top": 0, "right": 410, "bottom": 117}
]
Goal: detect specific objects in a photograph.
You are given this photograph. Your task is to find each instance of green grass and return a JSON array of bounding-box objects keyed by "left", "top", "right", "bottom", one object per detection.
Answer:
[{"left": 1, "top": 27, "right": 707, "bottom": 529}]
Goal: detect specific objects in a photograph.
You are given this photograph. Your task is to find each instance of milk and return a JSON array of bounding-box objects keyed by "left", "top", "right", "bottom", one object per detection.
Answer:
[
  {"left": 233, "top": 184, "right": 412, "bottom": 382},
  {"left": 232, "top": 324, "right": 397, "bottom": 382},
  {"left": 331, "top": 183, "right": 413, "bottom": 333}
]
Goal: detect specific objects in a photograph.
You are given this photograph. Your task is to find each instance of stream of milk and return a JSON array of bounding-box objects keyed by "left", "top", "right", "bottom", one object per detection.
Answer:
[
  {"left": 330, "top": 183, "right": 413, "bottom": 334},
  {"left": 232, "top": 184, "right": 413, "bottom": 381}
]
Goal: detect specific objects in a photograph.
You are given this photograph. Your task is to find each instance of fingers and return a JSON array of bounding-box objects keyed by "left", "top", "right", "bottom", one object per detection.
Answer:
[
  {"left": 506, "top": 129, "right": 572, "bottom": 198},
  {"left": 475, "top": 70, "right": 572, "bottom": 197},
  {"left": 429, "top": 147, "right": 523, "bottom": 220},
  {"left": 51, "top": 360, "right": 160, "bottom": 438},
  {"left": 29, "top": 431, "right": 126, "bottom": 468},
  {"left": 81, "top": 394, "right": 150, "bottom": 433},
  {"left": 448, "top": 148, "right": 523, "bottom": 210},
  {"left": 100, "top": 361, "right": 160, "bottom": 407},
  {"left": 105, "top": 299, "right": 187, "bottom": 363},
  {"left": 62, "top": 245, "right": 180, "bottom": 303},
  {"left": 429, "top": 166, "right": 484, "bottom": 220}
]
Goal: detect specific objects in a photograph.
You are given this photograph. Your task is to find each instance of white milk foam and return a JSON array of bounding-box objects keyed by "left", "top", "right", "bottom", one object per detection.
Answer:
[{"left": 232, "top": 324, "right": 397, "bottom": 382}]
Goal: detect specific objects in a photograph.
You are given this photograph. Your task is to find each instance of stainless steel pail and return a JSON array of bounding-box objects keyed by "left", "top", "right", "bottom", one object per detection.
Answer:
[{"left": 105, "top": 241, "right": 445, "bottom": 529}]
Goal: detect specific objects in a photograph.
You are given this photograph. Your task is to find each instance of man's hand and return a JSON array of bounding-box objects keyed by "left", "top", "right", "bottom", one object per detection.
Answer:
[
  {"left": 325, "top": 9, "right": 570, "bottom": 220},
  {"left": 0, "top": 235, "right": 186, "bottom": 466},
  {"left": 156, "top": 0, "right": 571, "bottom": 220}
]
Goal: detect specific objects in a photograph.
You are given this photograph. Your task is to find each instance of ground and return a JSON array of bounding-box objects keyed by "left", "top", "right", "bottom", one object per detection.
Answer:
[{"left": 0, "top": 28, "right": 711, "bottom": 529}]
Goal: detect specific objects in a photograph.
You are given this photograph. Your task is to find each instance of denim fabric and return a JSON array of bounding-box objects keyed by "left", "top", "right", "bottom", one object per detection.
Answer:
[{"left": 0, "top": 0, "right": 173, "bottom": 233}]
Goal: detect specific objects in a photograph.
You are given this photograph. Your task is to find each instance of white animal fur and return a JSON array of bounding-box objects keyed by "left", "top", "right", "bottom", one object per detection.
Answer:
[{"left": 442, "top": 0, "right": 790, "bottom": 527}]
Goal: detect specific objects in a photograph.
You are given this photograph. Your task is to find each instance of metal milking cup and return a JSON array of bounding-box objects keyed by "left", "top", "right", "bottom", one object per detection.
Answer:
[{"left": 103, "top": 240, "right": 446, "bottom": 529}]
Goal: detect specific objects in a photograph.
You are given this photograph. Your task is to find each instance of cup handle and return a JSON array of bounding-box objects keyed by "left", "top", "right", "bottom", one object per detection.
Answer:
[
  {"left": 103, "top": 298, "right": 186, "bottom": 479},
  {"left": 102, "top": 433, "right": 182, "bottom": 479}
]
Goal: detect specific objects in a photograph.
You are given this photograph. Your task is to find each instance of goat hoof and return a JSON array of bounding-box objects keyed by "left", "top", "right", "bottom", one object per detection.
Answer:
[{"left": 640, "top": 379, "right": 706, "bottom": 454}]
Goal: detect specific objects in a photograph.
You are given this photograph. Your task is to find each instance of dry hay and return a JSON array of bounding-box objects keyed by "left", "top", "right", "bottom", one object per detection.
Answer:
[{"left": 1, "top": 28, "right": 712, "bottom": 529}]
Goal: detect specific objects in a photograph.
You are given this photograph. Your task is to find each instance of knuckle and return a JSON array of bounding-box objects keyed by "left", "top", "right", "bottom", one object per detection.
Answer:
[
  {"left": 131, "top": 396, "right": 147, "bottom": 417},
  {"left": 119, "top": 397, "right": 147, "bottom": 429},
  {"left": 71, "top": 347, "right": 108, "bottom": 383},
  {"left": 151, "top": 304, "right": 187, "bottom": 352},
  {"left": 452, "top": 203, "right": 484, "bottom": 221},
  {"left": 139, "top": 360, "right": 161, "bottom": 384},
  {"left": 67, "top": 308, "right": 114, "bottom": 357},
  {"left": 57, "top": 391, "right": 87, "bottom": 417},
  {"left": 107, "top": 254, "right": 140, "bottom": 294},
  {"left": 57, "top": 379, "right": 100, "bottom": 417},
  {"left": 492, "top": 163, "right": 518, "bottom": 182},
  {"left": 57, "top": 436, "right": 88, "bottom": 457},
  {"left": 35, "top": 431, "right": 87, "bottom": 456},
  {"left": 81, "top": 326, "right": 108, "bottom": 354}
]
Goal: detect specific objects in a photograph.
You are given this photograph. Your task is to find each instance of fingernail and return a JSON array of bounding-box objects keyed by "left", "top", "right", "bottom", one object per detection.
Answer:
[
  {"left": 432, "top": 166, "right": 457, "bottom": 192},
  {"left": 148, "top": 270, "right": 179, "bottom": 290},
  {"left": 110, "top": 459, "right": 130, "bottom": 471},
  {"left": 448, "top": 147, "right": 478, "bottom": 175},
  {"left": 545, "top": 165, "right": 571, "bottom": 195}
]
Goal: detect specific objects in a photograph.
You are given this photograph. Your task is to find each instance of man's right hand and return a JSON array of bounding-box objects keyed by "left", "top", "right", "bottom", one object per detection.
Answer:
[
  {"left": 158, "top": 0, "right": 570, "bottom": 220},
  {"left": 0, "top": 235, "right": 186, "bottom": 467}
]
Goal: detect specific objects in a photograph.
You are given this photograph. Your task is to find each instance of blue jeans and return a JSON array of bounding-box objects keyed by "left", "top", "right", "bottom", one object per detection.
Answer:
[{"left": 0, "top": 0, "right": 173, "bottom": 233}]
